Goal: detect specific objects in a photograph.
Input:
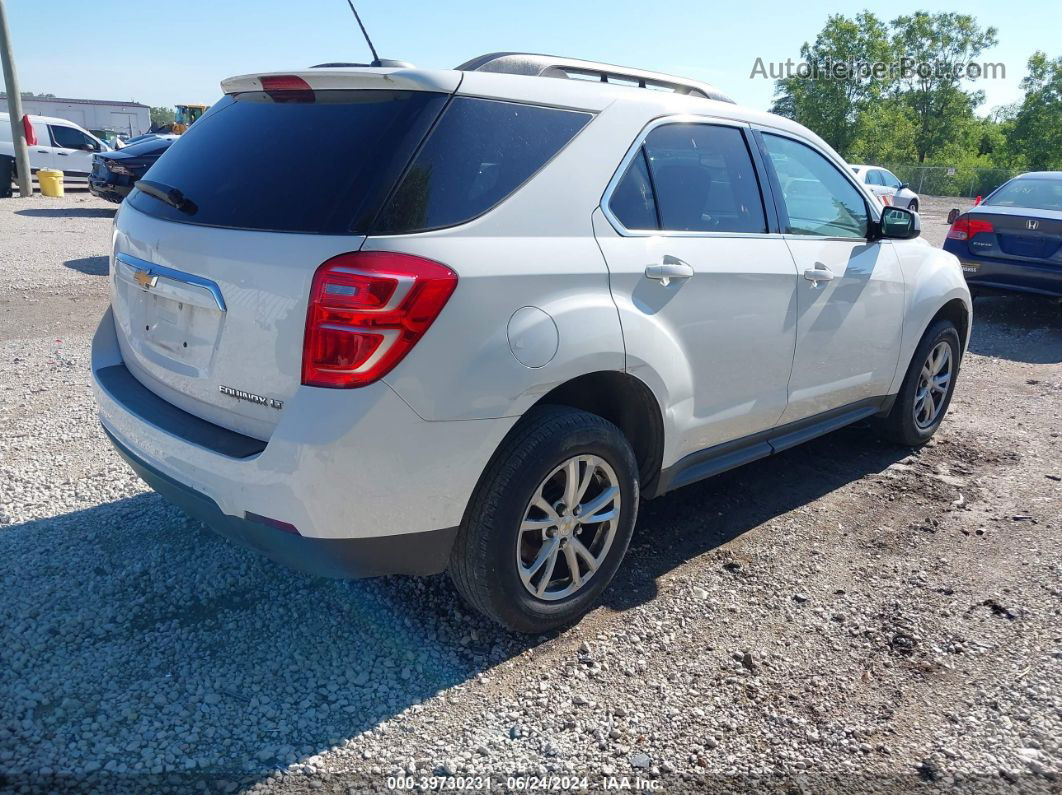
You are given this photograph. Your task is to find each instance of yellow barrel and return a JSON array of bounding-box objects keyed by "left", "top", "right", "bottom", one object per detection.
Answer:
[{"left": 38, "top": 169, "right": 65, "bottom": 198}]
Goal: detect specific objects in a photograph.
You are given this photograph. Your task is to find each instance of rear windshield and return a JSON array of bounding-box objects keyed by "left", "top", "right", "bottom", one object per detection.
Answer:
[
  {"left": 984, "top": 178, "right": 1062, "bottom": 212},
  {"left": 126, "top": 90, "right": 448, "bottom": 234}
]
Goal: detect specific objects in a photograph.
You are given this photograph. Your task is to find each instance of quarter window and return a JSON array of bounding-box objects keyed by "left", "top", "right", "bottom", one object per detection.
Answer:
[
  {"left": 373, "top": 97, "right": 592, "bottom": 234},
  {"left": 608, "top": 149, "right": 658, "bottom": 230},
  {"left": 762, "top": 134, "right": 868, "bottom": 238}
]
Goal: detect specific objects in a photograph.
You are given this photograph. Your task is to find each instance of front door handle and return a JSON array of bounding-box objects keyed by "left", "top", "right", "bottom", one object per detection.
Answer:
[
  {"left": 803, "top": 263, "right": 835, "bottom": 286},
  {"left": 645, "top": 257, "right": 694, "bottom": 286}
]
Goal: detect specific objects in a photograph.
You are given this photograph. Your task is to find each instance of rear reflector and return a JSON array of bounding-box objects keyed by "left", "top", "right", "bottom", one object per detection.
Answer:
[
  {"left": 947, "top": 217, "right": 994, "bottom": 241},
  {"left": 302, "top": 252, "right": 457, "bottom": 388}
]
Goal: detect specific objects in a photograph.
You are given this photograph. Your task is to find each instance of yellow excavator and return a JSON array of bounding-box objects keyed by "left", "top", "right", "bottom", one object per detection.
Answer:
[
  {"left": 171, "top": 104, "right": 208, "bottom": 134},
  {"left": 152, "top": 104, "right": 209, "bottom": 135}
]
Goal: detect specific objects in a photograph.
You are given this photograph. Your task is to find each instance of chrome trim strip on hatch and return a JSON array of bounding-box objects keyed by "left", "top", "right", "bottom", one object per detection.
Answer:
[{"left": 114, "top": 252, "right": 227, "bottom": 312}]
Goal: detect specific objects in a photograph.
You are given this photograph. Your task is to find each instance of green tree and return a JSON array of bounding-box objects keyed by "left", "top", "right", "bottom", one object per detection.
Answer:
[
  {"left": 1007, "top": 52, "right": 1062, "bottom": 171},
  {"left": 149, "top": 106, "right": 175, "bottom": 127},
  {"left": 890, "top": 12, "right": 998, "bottom": 162},
  {"left": 771, "top": 12, "right": 895, "bottom": 156},
  {"left": 847, "top": 100, "right": 919, "bottom": 164}
]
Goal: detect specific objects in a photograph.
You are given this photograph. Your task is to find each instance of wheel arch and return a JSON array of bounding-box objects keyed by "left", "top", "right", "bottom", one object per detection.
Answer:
[
  {"left": 931, "top": 297, "right": 971, "bottom": 351},
  {"left": 529, "top": 371, "right": 666, "bottom": 496}
]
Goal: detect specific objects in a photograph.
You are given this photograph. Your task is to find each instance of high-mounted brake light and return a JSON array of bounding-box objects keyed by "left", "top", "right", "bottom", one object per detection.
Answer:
[
  {"left": 22, "top": 115, "right": 36, "bottom": 146},
  {"left": 260, "top": 75, "right": 314, "bottom": 103},
  {"left": 946, "top": 217, "right": 994, "bottom": 241},
  {"left": 302, "top": 252, "right": 458, "bottom": 388}
]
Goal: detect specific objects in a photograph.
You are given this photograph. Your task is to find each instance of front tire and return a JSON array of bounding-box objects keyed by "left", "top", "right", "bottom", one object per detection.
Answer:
[
  {"left": 449, "top": 406, "right": 639, "bottom": 634},
  {"left": 909, "top": 199, "right": 919, "bottom": 213},
  {"left": 876, "top": 319, "right": 961, "bottom": 446}
]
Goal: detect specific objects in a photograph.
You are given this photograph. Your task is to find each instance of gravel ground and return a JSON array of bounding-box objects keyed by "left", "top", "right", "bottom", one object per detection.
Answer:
[{"left": 1, "top": 191, "right": 1060, "bottom": 794}]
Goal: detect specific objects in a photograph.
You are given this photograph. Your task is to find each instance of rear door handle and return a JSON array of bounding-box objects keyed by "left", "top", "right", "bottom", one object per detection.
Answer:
[
  {"left": 644, "top": 257, "right": 694, "bottom": 286},
  {"left": 56, "top": 151, "right": 69, "bottom": 156},
  {"left": 803, "top": 263, "right": 835, "bottom": 285}
]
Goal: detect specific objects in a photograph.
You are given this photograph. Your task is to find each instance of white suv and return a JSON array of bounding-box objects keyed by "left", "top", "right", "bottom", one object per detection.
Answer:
[{"left": 92, "top": 54, "right": 971, "bottom": 633}]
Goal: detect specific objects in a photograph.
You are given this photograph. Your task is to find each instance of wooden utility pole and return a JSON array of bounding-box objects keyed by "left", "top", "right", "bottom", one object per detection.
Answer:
[{"left": 0, "top": 0, "right": 33, "bottom": 197}]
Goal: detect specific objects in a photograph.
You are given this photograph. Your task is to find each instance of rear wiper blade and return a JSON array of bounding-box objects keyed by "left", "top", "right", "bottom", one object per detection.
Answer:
[{"left": 134, "top": 180, "right": 198, "bottom": 215}]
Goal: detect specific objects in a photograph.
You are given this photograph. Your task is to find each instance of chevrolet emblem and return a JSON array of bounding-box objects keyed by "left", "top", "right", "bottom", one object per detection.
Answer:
[{"left": 133, "top": 269, "right": 157, "bottom": 289}]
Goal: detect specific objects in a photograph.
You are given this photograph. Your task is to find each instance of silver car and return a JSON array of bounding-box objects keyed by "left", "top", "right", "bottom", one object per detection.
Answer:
[{"left": 851, "top": 165, "right": 920, "bottom": 212}]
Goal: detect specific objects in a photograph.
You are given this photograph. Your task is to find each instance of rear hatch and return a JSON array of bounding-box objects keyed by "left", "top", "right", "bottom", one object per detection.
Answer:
[{"left": 111, "top": 70, "right": 457, "bottom": 440}]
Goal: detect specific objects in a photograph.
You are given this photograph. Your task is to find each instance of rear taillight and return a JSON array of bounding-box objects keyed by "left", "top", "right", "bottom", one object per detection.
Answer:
[
  {"left": 946, "top": 217, "right": 994, "bottom": 241},
  {"left": 302, "top": 252, "right": 457, "bottom": 389},
  {"left": 22, "top": 115, "right": 36, "bottom": 146}
]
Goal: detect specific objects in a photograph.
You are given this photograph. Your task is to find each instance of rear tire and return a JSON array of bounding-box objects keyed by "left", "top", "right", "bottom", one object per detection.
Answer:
[
  {"left": 876, "top": 319, "right": 961, "bottom": 446},
  {"left": 449, "top": 405, "right": 639, "bottom": 634}
]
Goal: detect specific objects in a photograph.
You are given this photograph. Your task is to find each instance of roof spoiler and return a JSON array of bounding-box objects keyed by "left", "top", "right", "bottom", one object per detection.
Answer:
[{"left": 456, "top": 52, "right": 735, "bottom": 104}]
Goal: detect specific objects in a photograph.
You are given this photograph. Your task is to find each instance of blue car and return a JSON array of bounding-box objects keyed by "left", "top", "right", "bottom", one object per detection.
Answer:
[
  {"left": 943, "top": 171, "right": 1062, "bottom": 299},
  {"left": 88, "top": 136, "right": 175, "bottom": 204}
]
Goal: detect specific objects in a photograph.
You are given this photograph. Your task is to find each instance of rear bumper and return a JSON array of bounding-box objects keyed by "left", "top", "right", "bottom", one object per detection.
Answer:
[
  {"left": 106, "top": 427, "right": 457, "bottom": 577},
  {"left": 944, "top": 240, "right": 1062, "bottom": 298},
  {"left": 88, "top": 174, "right": 132, "bottom": 203},
  {"left": 92, "top": 308, "right": 516, "bottom": 578}
]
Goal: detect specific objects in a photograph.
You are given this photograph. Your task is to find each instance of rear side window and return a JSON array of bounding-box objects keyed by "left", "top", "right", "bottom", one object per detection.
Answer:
[
  {"left": 609, "top": 124, "right": 767, "bottom": 234},
  {"left": 127, "top": 90, "right": 449, "bottom": 234},
  {"left": 373, "top": 98, "right": 592, "bottom": 234},
  {"left": 866, "top": 170, "right": 884, "bottom": 186}
]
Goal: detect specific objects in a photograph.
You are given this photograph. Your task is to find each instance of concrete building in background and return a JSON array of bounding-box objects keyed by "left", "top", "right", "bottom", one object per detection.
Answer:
[{"left": 0, "top": 94, "right": 149, "bottom": 137}]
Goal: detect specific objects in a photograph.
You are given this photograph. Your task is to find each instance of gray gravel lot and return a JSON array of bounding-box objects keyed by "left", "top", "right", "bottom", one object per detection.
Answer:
[{"left": 0, "top": 190, "right": 1060, "bottom": 793}]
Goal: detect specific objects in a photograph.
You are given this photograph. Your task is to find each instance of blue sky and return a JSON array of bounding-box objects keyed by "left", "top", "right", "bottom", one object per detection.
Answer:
[{"left": 2, "top": 0, "right": 1058, "bottom": 114}]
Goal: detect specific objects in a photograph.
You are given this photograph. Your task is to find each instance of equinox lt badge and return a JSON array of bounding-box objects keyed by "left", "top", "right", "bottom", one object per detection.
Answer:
[{"left": 219, "top": 385, "right": 284, "bottom": 410}]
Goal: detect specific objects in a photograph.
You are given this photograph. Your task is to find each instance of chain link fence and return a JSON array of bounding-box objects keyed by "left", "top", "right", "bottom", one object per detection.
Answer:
[{"left": 877, "top": 165, "right": 1023, "bottom": 199}]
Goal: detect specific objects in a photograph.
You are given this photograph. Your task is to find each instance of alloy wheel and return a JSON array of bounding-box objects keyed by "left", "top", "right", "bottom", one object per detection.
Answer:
[
  {"left": 517, "top": 455, "right": 621, "bottom": 601},
  {"left": 913, "top": 341, "right": 952, "bottom": 429}
]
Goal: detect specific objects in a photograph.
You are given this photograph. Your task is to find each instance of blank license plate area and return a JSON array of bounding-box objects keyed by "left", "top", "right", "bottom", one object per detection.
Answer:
[{"left": 116, "top": 263, "right": 223, "bottom": 374}]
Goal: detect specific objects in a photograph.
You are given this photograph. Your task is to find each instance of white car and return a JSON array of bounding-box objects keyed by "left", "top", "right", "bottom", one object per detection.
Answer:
[
  {"left": 850, "top": 164, "right": 920, "bottom": 212},
  {"left": 92, "top": 54, "right": 971, "bottom": 633},
  {"left": 1, "top": 113, "right": 111, "bottom": 181}
]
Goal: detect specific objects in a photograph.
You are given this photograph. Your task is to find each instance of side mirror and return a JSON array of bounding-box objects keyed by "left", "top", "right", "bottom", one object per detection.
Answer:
[
  {"left": 898, "top": 182, "right": 909, "bottom": 191},
  {"left": 80, "top": 142, "right": 98, "bottom": 152},
  {"left": 878, "top": 206, "right": 920, "bottom": 240}
]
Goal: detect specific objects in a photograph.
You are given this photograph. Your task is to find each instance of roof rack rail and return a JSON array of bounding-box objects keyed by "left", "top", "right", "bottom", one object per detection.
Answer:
[{"left": 455, "top": 52, "right": 734, "bottom": 104}]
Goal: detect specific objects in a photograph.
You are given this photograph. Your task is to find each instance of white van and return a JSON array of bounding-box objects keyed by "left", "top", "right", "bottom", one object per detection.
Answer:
[{"left": 1, "top": 113, "right": 112, "bottom": 181}]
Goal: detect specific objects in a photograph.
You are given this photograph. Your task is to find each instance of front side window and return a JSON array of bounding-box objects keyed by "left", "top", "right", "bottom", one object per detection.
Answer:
[
  {"left": 762, "top": 134, "right": 868, "bottom": 238},
  {"left": 882, "top": 170, "right": 902, "bottom": 189},
  {"left": 50, "top": 125, "right": 94, "bottom": 150},
  {"left": 373, "top": 98, "right": 592, "bottom": 234}
]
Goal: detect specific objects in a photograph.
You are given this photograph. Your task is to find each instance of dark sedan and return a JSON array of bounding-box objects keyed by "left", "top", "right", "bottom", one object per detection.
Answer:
[
  {"left": 944, "top": 171, "right": 1062, "bottom": 299},
  {"left": 88, "top": 136, "right": 175, "bottom": 203}
]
